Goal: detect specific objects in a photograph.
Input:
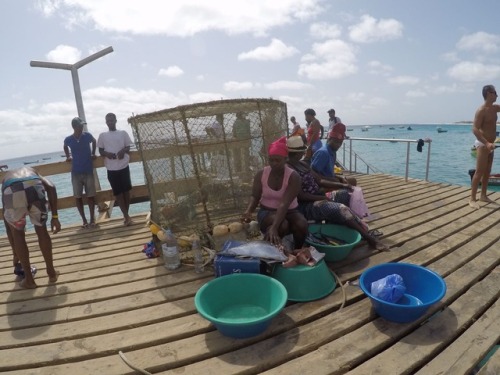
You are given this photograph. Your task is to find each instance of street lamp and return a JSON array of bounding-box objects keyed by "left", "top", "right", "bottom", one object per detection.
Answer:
[
  {"left": 30, "top": 46, "right": 114, "bottom": 132},
  {"left": 30, "top": 46, "right": 114, "bottom": 213}
]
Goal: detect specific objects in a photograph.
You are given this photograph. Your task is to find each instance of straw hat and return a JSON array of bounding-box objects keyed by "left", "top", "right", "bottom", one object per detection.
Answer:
[{"left": 286, "top": 136, "right": 307, "bottom": 152}]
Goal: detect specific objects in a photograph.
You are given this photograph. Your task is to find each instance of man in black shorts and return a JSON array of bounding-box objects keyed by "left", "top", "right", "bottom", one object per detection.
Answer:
[{"left": 97, "top": 113, "right": 134, "bottom": 226}]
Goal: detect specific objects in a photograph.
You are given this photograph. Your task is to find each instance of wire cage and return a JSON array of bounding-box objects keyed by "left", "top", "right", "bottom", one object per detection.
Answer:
[{"left": 128, "top": 98, "right": 288, "bottom": 234}]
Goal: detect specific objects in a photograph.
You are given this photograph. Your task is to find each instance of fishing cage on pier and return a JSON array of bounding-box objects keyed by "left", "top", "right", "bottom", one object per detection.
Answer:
[{"left": 128, "top": 98, "right": 288, "bottom": 233}]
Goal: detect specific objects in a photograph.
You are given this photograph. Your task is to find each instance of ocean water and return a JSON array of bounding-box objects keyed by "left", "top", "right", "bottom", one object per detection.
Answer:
[
  {"left": 339, "top": 123, "right": 500, "bottom": 188},
  {"left": 0, "top": 152, "right": 148, "bottom": 236},
  {"left": 0, "top": 123, "right": 498, "bottom": 236}
]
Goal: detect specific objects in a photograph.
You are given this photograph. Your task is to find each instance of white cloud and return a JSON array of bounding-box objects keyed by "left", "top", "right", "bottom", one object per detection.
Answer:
[
  {"left": 36, "top": 0, "right": 322, "bottom": 37},
  {"left": 367, "top": 60, "right": 393, "bottom": 75},
  {"left": 310, "top": 22, "right": 342, "bottom": 39},
  {"left": 45, "top": 45, "right": 82, "bottom": 63},
  {"left": 346, "top": 92, "right": 366, "bottom": 102},
  {"left": 223, "top": 81, "right": 254, "bottom": 91},
  {"left": 158, "top": 65, "right": 184, "bottom": 77},
  {"left": 388, "top": 75, "right": 420, "bottom": 85},
  {"left": 406, "top": 90, "right": 427, "bottom": 98},
  {"left": 298, "top": 39, "right": 357, "bottom": 79},
  {"left": 264, "top": 81, "right": 313, "bottom": 90},
  {"left": 238, "top": 38, "right": 299, "bottom": 61},
  {"left": 441, "top": 51, "right": 459, "bottom": 63},
  {"left": 196, "top": 75, "right": 205, "bottom": 81},
  {"left": 447, "top": 61, "right": 500, "bottom": 82},
  {"left": 349, "top": 15, "right": 403, "bottom": 43},
  {"left": 189, "top": 92, "right": 226, "bottom": 102},
  {"left": 457, "top": 32, "right": 500, "bottom": 53}
]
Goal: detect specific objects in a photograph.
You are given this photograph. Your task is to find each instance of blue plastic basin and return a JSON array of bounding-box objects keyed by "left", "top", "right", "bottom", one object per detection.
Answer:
[{"left": 359, "top": 263, "right": 446, "bottom": 323}]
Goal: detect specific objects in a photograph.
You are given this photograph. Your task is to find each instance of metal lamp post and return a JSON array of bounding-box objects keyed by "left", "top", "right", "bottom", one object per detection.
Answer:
[
  {"left": 30, "top": 46, "right": 114, "bottom": 215},
  {"left": 30, "top": 46, "right": 114, "bottom": 132}
]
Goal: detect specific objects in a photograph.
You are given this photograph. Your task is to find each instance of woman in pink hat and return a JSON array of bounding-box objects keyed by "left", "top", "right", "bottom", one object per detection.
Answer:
[{"left": 242, "top": 137, "right": 308, "bottom": 249}]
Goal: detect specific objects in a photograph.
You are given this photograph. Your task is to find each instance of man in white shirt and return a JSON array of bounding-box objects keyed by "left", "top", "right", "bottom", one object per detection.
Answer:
[
  {"left": 327, "top": 109, "right": 342, "bottom": 132},
  {"left": 97, "top": 113, "right": 134, "bottom": 226}
]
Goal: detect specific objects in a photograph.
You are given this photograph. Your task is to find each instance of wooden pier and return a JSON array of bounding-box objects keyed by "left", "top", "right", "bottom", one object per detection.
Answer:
[{"left": 0, "top": 173, "right": 498, "bottom": 374}]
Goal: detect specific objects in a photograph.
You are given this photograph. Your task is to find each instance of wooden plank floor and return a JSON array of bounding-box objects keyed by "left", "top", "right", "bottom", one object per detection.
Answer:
[{"left": 0, "top": 174, "right": 498, "bottom": 375}]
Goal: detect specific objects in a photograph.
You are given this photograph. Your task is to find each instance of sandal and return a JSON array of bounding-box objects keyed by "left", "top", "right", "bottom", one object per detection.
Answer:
[{"left": 368, "top": 229, "right": 383, "bottom": 237}]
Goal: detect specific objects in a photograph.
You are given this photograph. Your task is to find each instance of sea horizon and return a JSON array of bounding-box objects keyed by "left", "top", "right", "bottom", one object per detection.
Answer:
[{"left": 0, "top": 123, "right": 498, "bottom": 236}]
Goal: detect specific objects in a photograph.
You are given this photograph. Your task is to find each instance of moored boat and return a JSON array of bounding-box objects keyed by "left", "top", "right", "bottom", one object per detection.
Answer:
[{"left": 437, "top": 127, "right": 448, "bottom": 133}]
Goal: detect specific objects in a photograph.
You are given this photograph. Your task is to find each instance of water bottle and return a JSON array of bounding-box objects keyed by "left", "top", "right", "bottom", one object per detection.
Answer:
[
  {"left": 161, "top": 229, "right": 181, "bottom": 270},
  {"left": 192, "top": 240, "right": 204, "bottom": 273}
]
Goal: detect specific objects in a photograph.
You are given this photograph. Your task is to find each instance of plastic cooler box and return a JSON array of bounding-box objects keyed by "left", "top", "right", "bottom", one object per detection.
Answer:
[{"left": 214, "top": 240, "right": 263, "bottom": 277}]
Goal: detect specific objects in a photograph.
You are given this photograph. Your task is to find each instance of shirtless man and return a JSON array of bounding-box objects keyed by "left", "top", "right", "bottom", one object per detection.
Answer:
[
  {"left": 2, "top": 167, "right": 60, "bottom": 288},
  {"left": 469, "top": 84, "right": 499, "bottom": 209}
]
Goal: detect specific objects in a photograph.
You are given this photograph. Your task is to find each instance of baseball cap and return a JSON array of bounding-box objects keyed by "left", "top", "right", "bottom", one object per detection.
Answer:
[
  {"left": 71, "top": 117, "right": 86, "bottom": 127},
  {"left": 328, "top": 122, "right": 346, "bottom": 140}
]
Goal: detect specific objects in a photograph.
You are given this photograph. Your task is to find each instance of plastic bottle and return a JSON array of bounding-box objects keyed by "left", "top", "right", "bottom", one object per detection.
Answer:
[
  {"left": 161, "top": 229, "right": 181, "bottom": 270},
  {"left": 192, "top": 239, "right": 204, "bottom": 273}
]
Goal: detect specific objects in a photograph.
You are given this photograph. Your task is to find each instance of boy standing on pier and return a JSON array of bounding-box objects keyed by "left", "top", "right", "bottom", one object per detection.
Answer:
[{"left": 469, "top": 85, "right": 499, "bottom": 209}]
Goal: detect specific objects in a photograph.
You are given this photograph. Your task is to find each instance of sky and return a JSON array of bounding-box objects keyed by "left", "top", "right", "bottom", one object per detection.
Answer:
[{"left": 2, "top": 0, "right": 500, "bottom": 159}]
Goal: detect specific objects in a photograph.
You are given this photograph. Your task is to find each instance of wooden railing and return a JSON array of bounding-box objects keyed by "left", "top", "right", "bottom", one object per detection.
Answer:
[{"left": 0, "top": 151, "right": 149, "bottom": 220}]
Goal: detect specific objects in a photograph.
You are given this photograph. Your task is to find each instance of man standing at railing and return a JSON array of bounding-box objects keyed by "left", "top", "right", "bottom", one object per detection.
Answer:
[
  {"left": 469, "top": 85, "right": 499, "bottom": 209},
  {"left": 327, "top": 109, "right": 342, "bottom": 132},
  {"left": 63, "top": 117, "right": 97, "bottom": 229},
  {"left": 98, "top": 113, "right": 134, "bottom": 226}
]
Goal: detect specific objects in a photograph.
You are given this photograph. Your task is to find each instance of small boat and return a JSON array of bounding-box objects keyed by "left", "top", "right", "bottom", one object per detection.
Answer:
[
  {"left": 23, "top": 160, "right": 39, "bottom": 165},
  {"left": 361, "top": 126, "right": 369, "bottom": 132},
  {"left": 346, "top": 128, "right": 354, "bottom": 132},
  {"left": 399, "top": 126, "right": 405, "bottom": 129},
  {"left": 468, "top": 169, "right": 500, "bottom": 186},
  {"left": 42, "top": 157, "right": 51, "bottom": 160},
  {"left": 407, "top": 126, "right": 413, "bottom": 130},
  {"left": 389, "top": 127, "right": 395, "bottom": 130},
  {"left": 437, "top": 127, "right": 448, "bottom": 133}
]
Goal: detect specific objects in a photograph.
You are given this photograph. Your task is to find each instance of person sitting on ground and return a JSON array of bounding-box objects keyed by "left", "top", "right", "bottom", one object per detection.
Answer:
[
  {"left": 2, "top": 167, "right": 60, "bottom": 289},
  {"left": 311, "top": 122, "right": 357, "bottom": 186},
  {"left": 286, "top": 136, "right": 386, "bottom": 250},
  {"left": 304, "top": 108, "right": 323, "bottom": 160},
  {"left": 242, "top": 137, "right": 308, "bottom": 249}
]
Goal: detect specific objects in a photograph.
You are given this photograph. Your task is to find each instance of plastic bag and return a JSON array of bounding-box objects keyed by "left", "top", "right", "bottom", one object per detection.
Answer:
[
  {"left": 371, "top": 274, "right": 406, "bottom": 303},
  {"left": 350, "top": 186, "right": 370, "bottom": 218}
]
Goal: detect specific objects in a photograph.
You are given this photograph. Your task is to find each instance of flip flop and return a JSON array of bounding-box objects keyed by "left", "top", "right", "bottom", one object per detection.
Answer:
[{"left": 368, "top": 229, "right": 383, "bottom": 237}]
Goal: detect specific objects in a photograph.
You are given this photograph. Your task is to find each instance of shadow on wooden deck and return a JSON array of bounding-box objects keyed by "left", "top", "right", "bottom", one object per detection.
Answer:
[{"left": 0, "top": 174, "right": 498, "bottom": 375}]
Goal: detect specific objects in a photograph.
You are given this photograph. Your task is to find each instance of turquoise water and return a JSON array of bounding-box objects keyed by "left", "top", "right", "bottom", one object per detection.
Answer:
[
  {"left": 340, "top": 124, "right": 500, "bottom": 188},
  {"left": 0, "top": 152, "right": 149, "bottom": 236},
  {"left": 0, "top": 123, "right": 498, "bottom": 236}
]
